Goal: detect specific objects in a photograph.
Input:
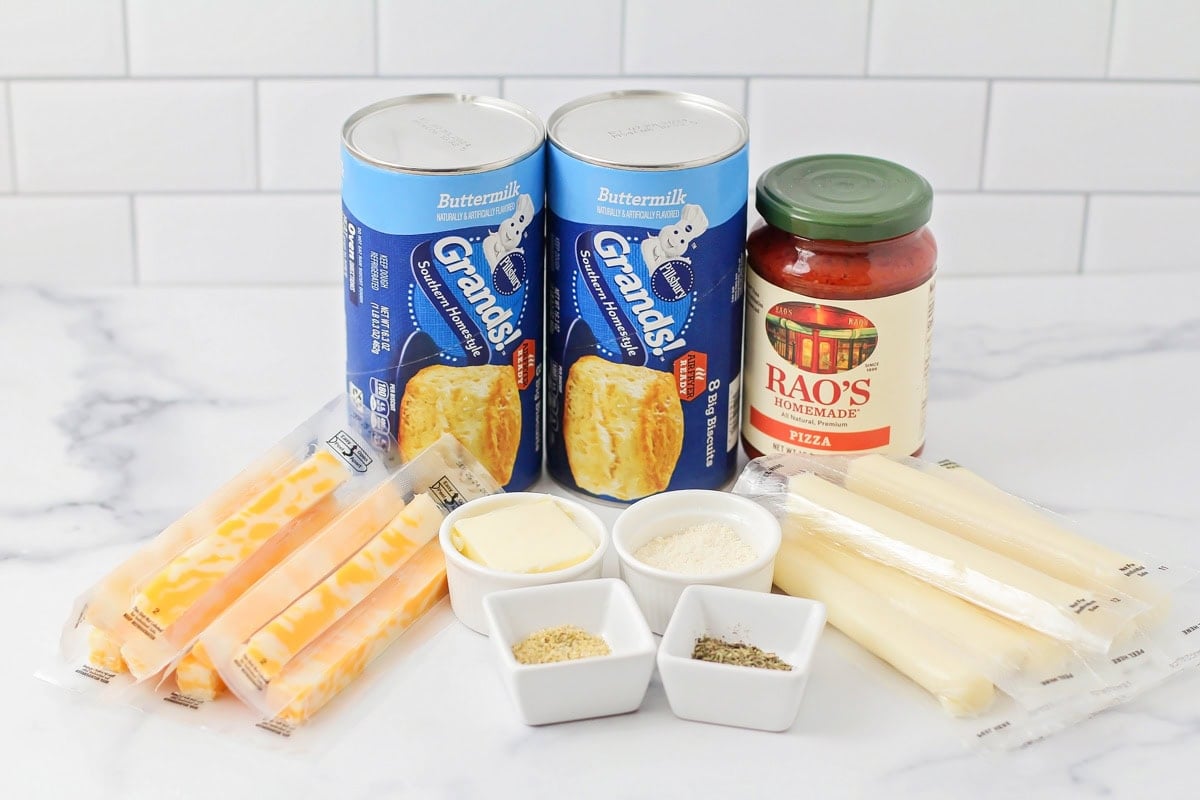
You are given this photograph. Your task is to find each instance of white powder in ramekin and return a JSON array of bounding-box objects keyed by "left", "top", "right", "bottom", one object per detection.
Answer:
[{"left": 633, "top": 521, "right": 756, "bottom": 574}]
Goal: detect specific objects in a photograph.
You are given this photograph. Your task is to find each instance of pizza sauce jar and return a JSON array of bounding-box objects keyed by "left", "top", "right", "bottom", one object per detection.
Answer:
[{"left": 741, "top": 155, "right": 936, "bottom": 458}]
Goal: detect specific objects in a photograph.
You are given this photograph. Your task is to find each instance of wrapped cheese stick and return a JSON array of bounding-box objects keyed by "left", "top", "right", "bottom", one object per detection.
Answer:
[
  {"left": 774, "top": 539, "right": 995, "bottom": 716},
  {"left": 202, "top": 439, "right": 500, "bottom": 717},
  {"left": 76, "top": 445, "right": 294, "bottom": 671},
  {"left": 128, "top": 451, "right": 350, "bottom": 637},
  {"left": 235, "top": 494, "right": 443, "bottom": 687},
  {"left": 86, "top": 628, "right": 126, "bottom": 674},
  {"left": 174, "top": 643, "right": 224, "bottom": 701},
  {"left": 267, "top": 540, "right": 448, "bottom": 724},
  {"left": 845, "top": 455, "right": 1178, "bottom": 610},
  {"left": 201, "top": 480, "right": 409, "bottom": 691},
  {"left": 785, "top": 473, "right": 1141, "bottom": 653},
  {"left": 799, "top": 535, "right": 1068, "bottom": 675},
  {"left": 118, "top": 476, "right": 350, "bottom": 679}
]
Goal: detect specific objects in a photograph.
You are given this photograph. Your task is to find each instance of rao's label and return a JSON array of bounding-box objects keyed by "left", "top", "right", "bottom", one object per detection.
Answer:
[
  {"left": 546, "top": 146, "right": 748, "bottom": 502},
  {"left": 343, "top": 147, "right": 544, "bottom": 490},
  {"left": 742, "top": 273, "right": 935, "bottom": 455}
]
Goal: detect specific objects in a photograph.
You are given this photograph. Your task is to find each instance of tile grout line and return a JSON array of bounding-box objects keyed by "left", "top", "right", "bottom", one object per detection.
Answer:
[
  {"left": 977, "top": 80, "right": 993, "bottom": 190},
  {"left": 498, "top": 76, "right": 506, "bottom": 98},
  {"left": 619, "top": 0, "right": 628, "bottom": 74},
  {"left": 1077, "top": 194, "right": 1091, "bottom": 274},
  {"left": 1103, "top": 0, "right": 1119, "bottom": 78},
  {"left": 863, "top": 0, "right": 875, "bottom": 76},
  {"left": 252, "top": 79, "right": 261, "bottom": 190},
  {"left": 129, "top": 194, "right": 140, "bottom": 284},
  {"left": 373, "top": 0, "right": 381, "bottom": 76},
  {"left": 4, "top": 73, "right": 1199, "bottom": 84},
  {"left": 4, "top": 81, "right": 17, "bottom": 192},
  {"left": 120, "top": 0, "right": 132, "bottom": 76},
  {"left": 743, "top": 76, "right": 751, "bottom": 118}
]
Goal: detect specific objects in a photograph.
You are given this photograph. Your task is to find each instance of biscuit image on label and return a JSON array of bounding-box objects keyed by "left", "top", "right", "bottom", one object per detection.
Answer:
[
  {"left": 563, "top": 356, "right": 683, "bottom": 500},
  {"left": 399, "top": 364, "right": 521, "bottom": 485}
]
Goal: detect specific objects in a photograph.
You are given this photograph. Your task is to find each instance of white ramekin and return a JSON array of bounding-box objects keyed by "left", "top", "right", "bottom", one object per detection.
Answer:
[
  {"left": 439, "top": 492, "right": 610, "bottom": 634},
  {"left": 612, "top": 490, "right": 782, "bottom": 634}
]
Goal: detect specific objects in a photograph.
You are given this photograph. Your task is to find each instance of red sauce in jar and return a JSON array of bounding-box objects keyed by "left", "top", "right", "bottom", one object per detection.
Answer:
[{"left": 740, "top": 155, "right": 937, "bottom": 459}]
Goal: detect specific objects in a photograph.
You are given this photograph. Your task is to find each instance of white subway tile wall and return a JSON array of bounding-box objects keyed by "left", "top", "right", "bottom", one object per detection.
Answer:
[
  {"left": 624, "top": 0, "right": 869, "bottom": 76},
  {"left": 135, "top": 195, "right": 339, "bottom": 284},
  {"left": 0, "top": 86, "right": 11, "bottom": 192},
  {"left": 1084, "top": 196, "right": 1200, "bottom": 273},
  {"left": 748, "top": 79, "right": 988, "bottom": 191},
  {"left": 126, "top": 0, "right": 376, "bottom": 77},
  {"left": 869, "top": 1, "right": 1112, "bottom": 77},
  {"left": 378, "top": 1, "right": 622, "bottom": 76},
  {"left": 0, "top": 0, "right": 1196, "bottom": 284},
  {"left": 1109, "top": 0, "right": 1200, "bottom": 79},
  {"left": 11, "top": 81, "right": 256, "bottom": 192},
  {"left": 932, "top": 195, "right": 1086, "bottom": 276},
  {"left": 0, "top": 196, "right": 134, "bottom": 283},
  {"left": 0, "top": 1, "right": 126, "bottom": 77}
]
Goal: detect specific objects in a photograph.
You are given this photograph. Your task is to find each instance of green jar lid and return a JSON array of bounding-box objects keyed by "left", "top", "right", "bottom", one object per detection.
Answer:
[{"left": 757, "top": 154, "right": 933, "bottom": 242}]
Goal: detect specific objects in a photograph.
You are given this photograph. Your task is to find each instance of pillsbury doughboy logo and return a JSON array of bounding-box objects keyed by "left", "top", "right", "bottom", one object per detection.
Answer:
[
  {"left": 484, "top": 194, "right": 534, "bottom": 296},
  {"left": 643, "top": 204, "right": 705, "bottom": 301}
]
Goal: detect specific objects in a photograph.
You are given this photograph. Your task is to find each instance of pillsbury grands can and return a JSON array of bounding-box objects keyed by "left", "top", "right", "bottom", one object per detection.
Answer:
[
  {"left": 342, "top": 94, "right": 545, "bottom": 490},
  {"left": 545, "top": 91, "right": 749, "bottom": 502}
]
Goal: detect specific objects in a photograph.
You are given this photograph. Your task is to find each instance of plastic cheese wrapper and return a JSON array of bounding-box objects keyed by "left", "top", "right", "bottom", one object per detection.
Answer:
[
  {"left": 199, "top": 488, "right": 453, "bottom": 719},
  {"left": 862, "top": 456, "right": 1192, "bottom": 612},
  {"left": 738, "top": 455, "right": 1153, "bottom": 654},
  {"left": 264, "top": 539, "right": 448, "bottom": 729},
  {"left": 734, "top": 453, "right": 1200, "bottom": 744},
  {"left": 52, "top": 395, "right": 500, "bottom": 695}
]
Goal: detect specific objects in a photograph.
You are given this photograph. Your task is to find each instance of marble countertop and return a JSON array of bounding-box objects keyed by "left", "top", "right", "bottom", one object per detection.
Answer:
[{"left": 3, "top": 274, "right": 1198, "bottom": 800}]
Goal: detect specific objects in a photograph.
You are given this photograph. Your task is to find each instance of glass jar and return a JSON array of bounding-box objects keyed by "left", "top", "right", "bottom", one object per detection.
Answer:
[{"left": 741, "top": 154, "right": 937, "bottom": 459}]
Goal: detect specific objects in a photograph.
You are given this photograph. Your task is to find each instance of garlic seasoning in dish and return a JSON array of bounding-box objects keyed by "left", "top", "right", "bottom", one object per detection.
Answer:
[{"left": 742, "top": 155, "right": 936, "bottom": 458}]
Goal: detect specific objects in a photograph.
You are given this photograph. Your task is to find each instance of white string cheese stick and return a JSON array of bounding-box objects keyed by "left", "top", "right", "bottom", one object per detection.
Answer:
[
  {"left": 787, "top": 473, "right": 1134, "bottom": 652},
  {"left": 774, "top": 540, "right": 995, "bottom": 716},
  {"left": 844, "top": 455, "right": 1167, "bottom": 609},
  {"left": 796, "top": 533, "right": 1069, "bottom": 675}
]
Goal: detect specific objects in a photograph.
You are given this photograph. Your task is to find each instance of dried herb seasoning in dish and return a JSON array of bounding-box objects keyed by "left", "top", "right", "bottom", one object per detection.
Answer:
[
  {"left": 691, "top": 636, "right": 793, "bottom": 671},
  {"left": 512, "top": 625, "right": 611, "bottom": 665}
]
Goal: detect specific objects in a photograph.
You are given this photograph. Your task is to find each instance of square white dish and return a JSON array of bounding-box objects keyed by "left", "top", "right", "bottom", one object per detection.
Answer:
[
  {"left": 657, "top": 584, "right": 826, "bottom": 732},
  {"left": 482, "top": 578, "right": 657, "bottom": 726}
]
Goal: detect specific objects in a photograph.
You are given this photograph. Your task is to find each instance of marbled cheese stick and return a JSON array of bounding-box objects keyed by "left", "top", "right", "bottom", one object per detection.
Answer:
[
  {"left": 87, "top": 627, "right": 126, "bottom": 674},
  {"left": 235, "top": 494, "right": 442, "bottom": 686},
  {"left": 788, "top": 473, "right": 1133, "bottom": 652},
  {"left": 267, "top": 541, "right": 448, "bottom": 724},
  {"left": 127, "top": 451, "right": 349, "bottom": 638},
  {"left": 175, "top": 643, "right": 224, "bottom": 701},
  {"left": 82, "top": 447, "right": 294, "bottom": 655},
  {"left": 775, "top": 539, "right": 995, "bottom": 717},
  {"left": 844, "top": 455, "right": 1168, "bottom": 609}
]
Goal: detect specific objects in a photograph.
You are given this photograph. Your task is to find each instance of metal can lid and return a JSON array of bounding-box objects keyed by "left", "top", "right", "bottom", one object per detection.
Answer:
[
  {"left": 342, "top": 93, "right": 544, "bottom": 175},
  {"left": 757, "top": 154, "right": 933, "bottom": 243},
  {"left": 548, "top": 90, "right": 748, "bottom": 171}
]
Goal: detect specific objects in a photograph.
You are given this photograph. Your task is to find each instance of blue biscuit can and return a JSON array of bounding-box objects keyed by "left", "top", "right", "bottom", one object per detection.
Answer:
[
  {"left": 342, "top": 94, "right": 545, "bottom": 490},
  {"left": 546, "top": 91, "right": 749, "bottom": 502}
]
